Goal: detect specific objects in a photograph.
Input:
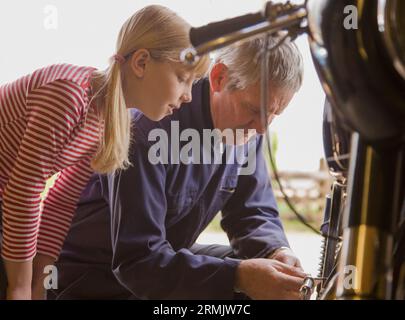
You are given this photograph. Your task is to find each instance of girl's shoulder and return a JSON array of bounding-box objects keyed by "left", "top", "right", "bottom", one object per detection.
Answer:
[
  {"left": 28, "top": 63, "right": 97, "bottom": 92},
  {"left": 26, "top": 63, "right": 98, "bottom": 120}
]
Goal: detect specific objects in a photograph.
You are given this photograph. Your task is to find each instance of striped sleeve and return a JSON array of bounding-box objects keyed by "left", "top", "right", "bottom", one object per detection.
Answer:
[
  {"left": 1, "top": 80, "right": 82, "bottom": 262},
  {"left": 37, "top": 158, "right": 94, "bottom": 259}
]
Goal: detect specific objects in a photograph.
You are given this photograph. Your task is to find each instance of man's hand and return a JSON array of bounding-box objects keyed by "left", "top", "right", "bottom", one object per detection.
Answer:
[
  {"left": 235, "top": 258, "right": 306, "bottom": 300},
  {"left": 268, "top": 247, "right": 303, "bottom": 271}
]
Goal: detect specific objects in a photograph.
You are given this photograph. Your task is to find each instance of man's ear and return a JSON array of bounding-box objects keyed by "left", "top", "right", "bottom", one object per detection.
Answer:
[
  {"left": 209, "top": 63, "right": 228, "bottom": 92},
  {"left": 129, "top": 49, "right": 151, "bottom": 78}
]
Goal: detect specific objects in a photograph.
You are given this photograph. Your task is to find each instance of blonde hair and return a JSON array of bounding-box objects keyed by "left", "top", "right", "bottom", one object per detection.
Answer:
[
  {"left": 214, "top": 36, "right": 303, "bottom": 92},
  {"left": 91, "top": 5, "right": 209, "bottom": 174}
]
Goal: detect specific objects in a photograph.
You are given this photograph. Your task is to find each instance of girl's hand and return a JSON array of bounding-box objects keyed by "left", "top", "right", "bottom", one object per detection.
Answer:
[
  {"left": 7, "top": 285, "right": 31, "bottom": 300},
  {"left": 4, "top": 259, "right": 33, "bottom": 300},
  {"left": 31, "top": 283, "right": 46, "bottom": 300}
]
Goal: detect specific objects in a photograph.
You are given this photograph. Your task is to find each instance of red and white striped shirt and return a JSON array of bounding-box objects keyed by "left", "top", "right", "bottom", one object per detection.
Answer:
[{"left": 0, "top": 64, "right": 102, "bottom": 262}]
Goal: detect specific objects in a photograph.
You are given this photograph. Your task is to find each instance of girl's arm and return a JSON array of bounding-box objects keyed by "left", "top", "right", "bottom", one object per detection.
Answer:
[
  {"left": 31, "top": 159, "right": 94, "bottom": 299},
  {"left": 2, "top": 79, "right": 83, "bottom": 299}
]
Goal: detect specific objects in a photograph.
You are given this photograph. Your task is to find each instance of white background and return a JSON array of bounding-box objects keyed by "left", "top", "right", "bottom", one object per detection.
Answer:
[{"left": 0, "top": 0, "right": 325, "bottom": 172}]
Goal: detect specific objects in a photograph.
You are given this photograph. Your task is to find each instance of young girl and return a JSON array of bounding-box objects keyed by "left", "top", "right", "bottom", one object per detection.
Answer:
[{"left": 0, "top": 5, "right": 209, "bottom": 299}]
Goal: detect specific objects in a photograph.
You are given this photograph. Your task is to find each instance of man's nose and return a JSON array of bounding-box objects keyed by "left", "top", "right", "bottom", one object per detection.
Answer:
[
  {"left": 254, "top": 114, "right": 275, "bottom": 134},
  {"left": 181, "top": 94, "right": 192, "bottom": 103}
]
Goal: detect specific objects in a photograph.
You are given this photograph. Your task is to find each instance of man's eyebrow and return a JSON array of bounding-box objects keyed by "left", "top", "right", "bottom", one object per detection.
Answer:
[
  {"left": 245, "top": 101, "right": 282, "bottom": 116},
  {"left": 243, "top": 101, "right": 259, "bottom": 110}
]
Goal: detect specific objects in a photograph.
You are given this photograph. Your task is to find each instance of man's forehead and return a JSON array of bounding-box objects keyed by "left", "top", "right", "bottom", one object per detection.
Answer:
[
  {"left": 241, "top": 82, "right": 290, "bottom": 96},
  {"left": 240, "top": 87, "right": 294, "bottom": 113},
  {"left": 242, "top": 84, "right": 292, "bottom": 106}
]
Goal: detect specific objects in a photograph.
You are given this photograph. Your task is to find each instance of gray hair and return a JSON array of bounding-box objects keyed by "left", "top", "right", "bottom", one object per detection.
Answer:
[{"left": 213, "top": 35, "right": 304, "bottom": 92}]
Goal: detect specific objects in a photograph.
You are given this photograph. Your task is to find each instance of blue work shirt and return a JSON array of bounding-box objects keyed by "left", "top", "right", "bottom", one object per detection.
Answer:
[{"left": 57, "top": 78, "right": 289, "bottom": 300}]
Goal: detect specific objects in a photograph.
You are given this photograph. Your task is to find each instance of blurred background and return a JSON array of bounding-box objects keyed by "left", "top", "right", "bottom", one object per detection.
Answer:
[{"left": 0, "top": 0, "right": 329, "bottom": 276}]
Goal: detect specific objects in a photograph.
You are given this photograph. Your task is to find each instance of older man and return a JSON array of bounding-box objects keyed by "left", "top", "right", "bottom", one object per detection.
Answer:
[{"left": 48, "top": 37, "right": 306, "bottom": 300}]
